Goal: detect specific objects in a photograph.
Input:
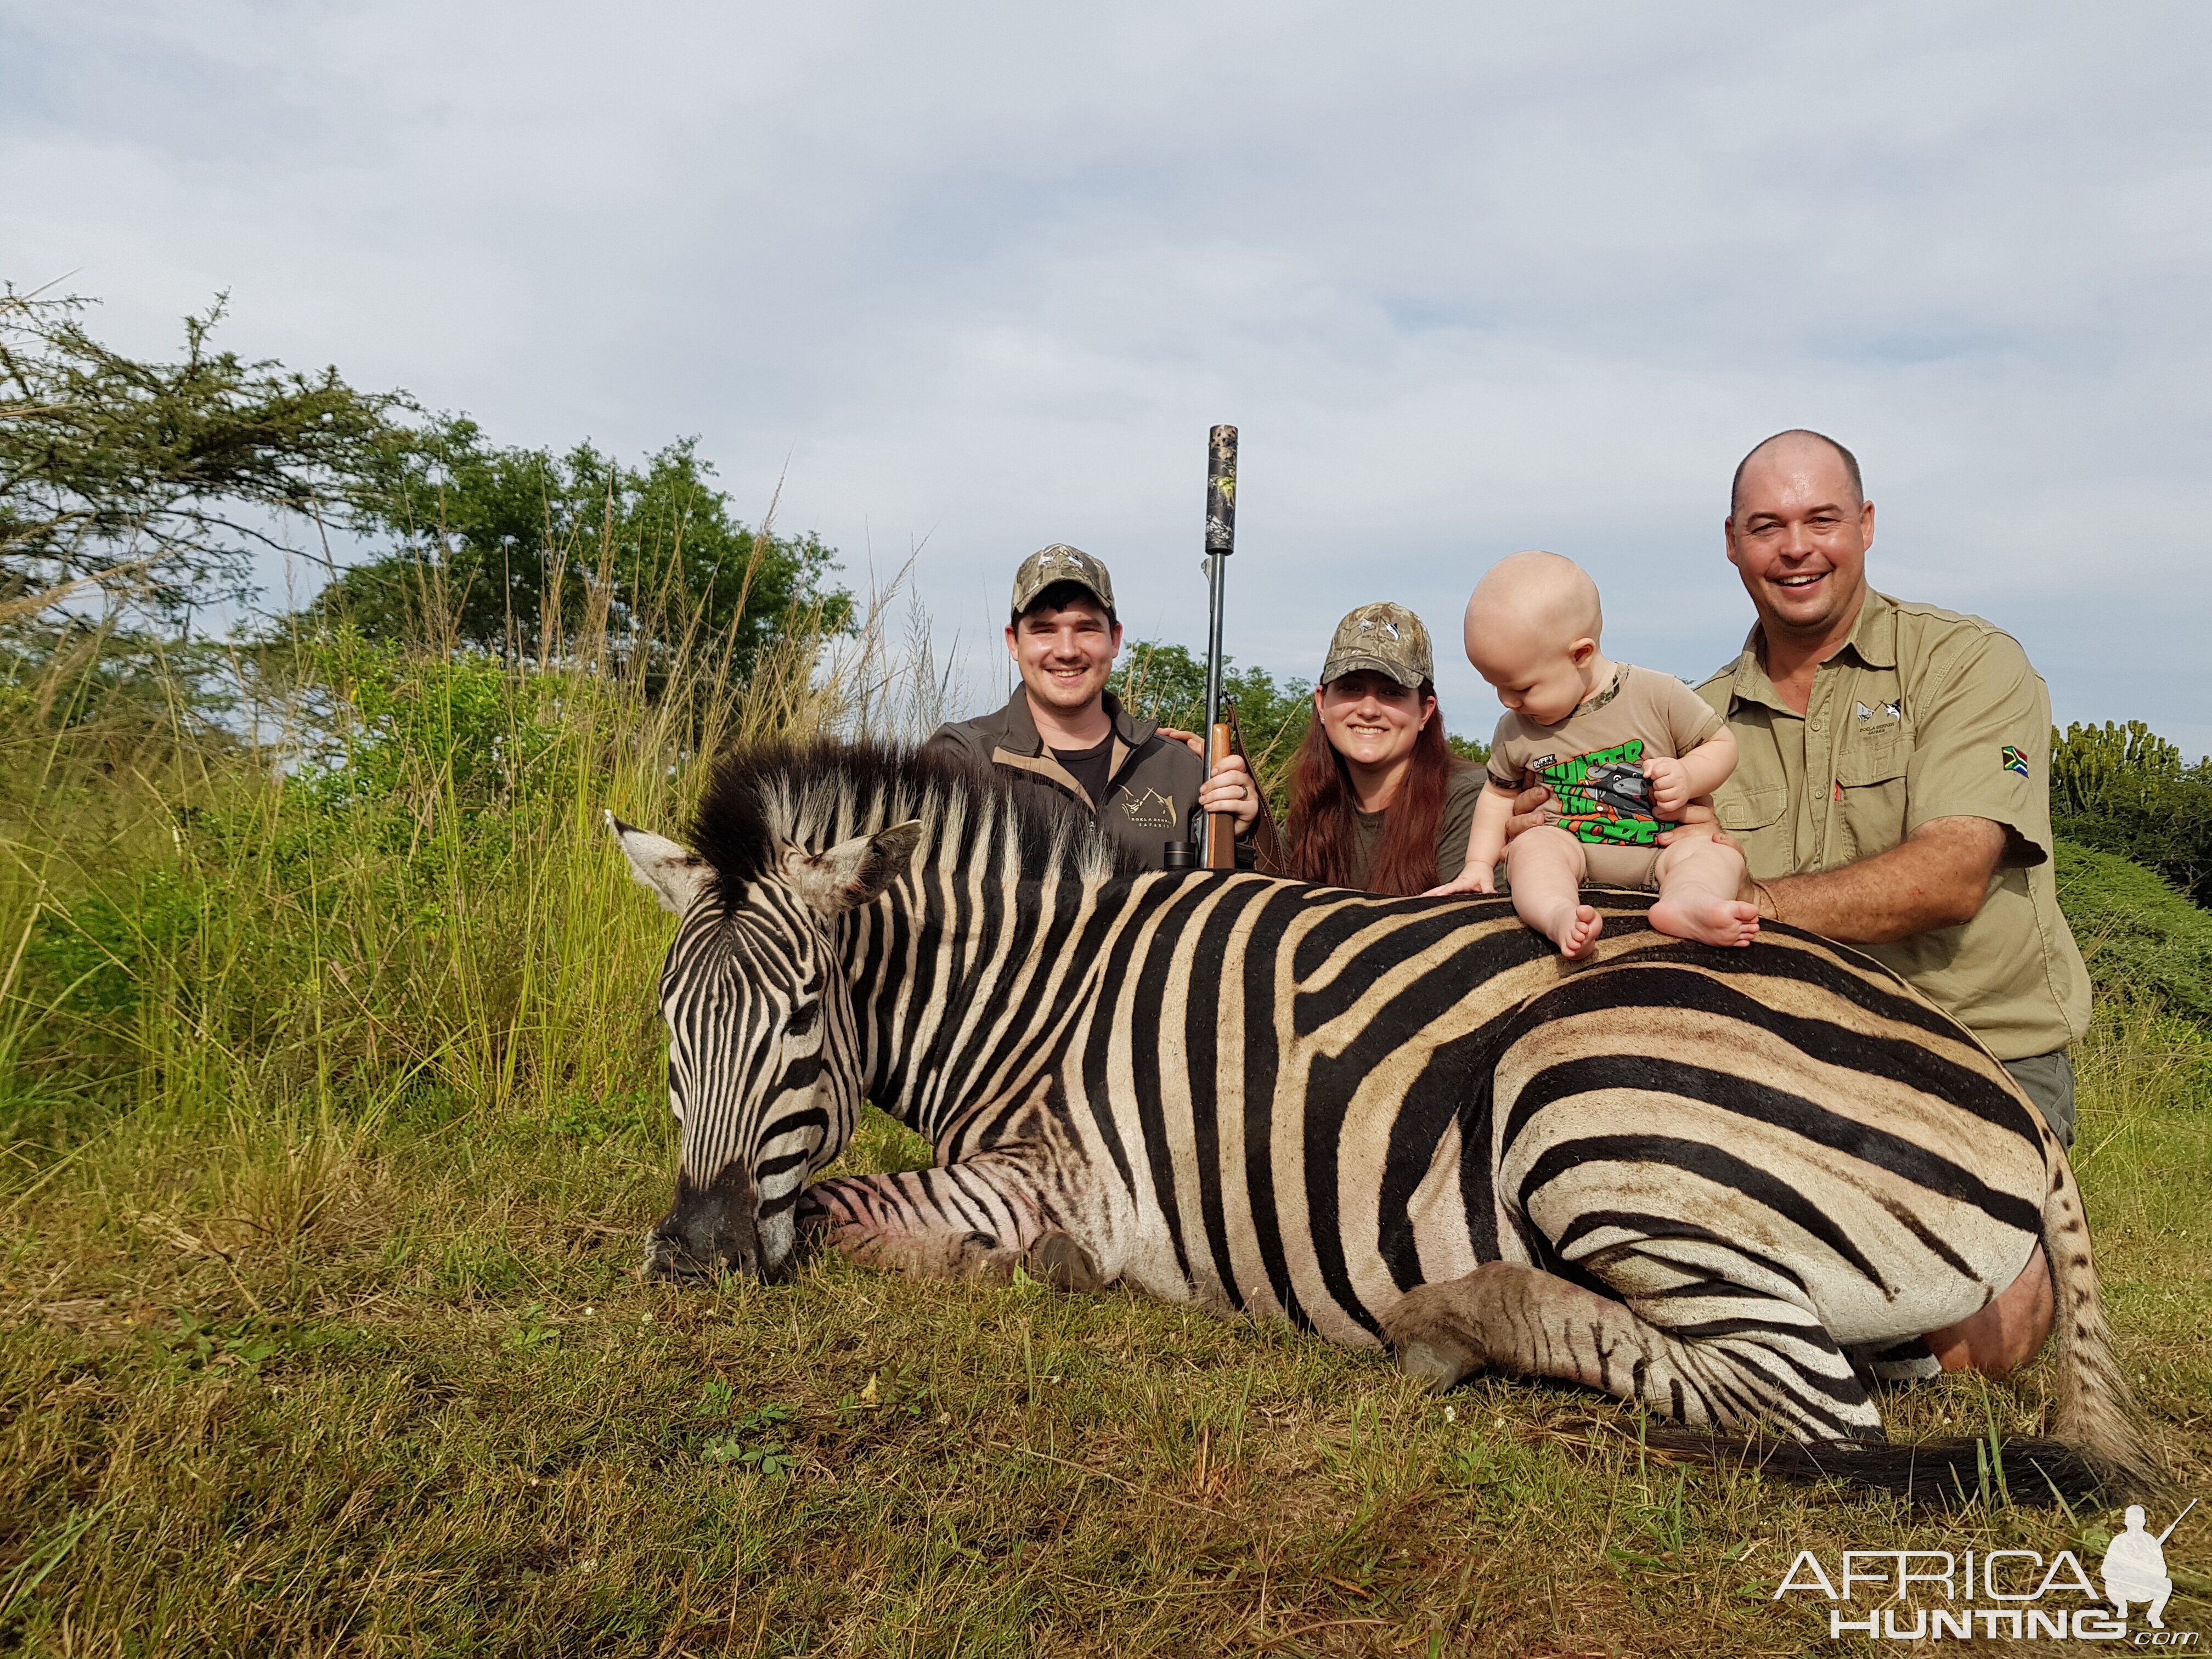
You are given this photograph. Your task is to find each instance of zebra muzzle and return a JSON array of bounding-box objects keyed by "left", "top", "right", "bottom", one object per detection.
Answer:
[{"left": 645, "top": 1163, "right": 770, "bottom": 1283}]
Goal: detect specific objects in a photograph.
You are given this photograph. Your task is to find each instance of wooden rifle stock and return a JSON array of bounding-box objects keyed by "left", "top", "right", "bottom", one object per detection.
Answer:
[
  {"left": 1212, "top": 699, "right": 1289, "bottom": 875},
  {"left": 1205, "top": 722, "right": 1237, "bottom": 869}
]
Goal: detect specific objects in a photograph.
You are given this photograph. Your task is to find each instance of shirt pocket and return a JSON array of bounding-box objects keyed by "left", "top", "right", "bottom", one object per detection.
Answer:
[
  {"left": 1834, "top": 727, "right": 1909, "bottom": 863},
  {"left": 1717, "top": 783, "right": 1787, "bottom": 834}
]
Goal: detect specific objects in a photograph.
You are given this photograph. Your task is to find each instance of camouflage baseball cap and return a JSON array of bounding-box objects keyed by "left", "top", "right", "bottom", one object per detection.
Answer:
[
  {"left": 1011, "top": 544, "right": 1116, "bottom": 618},
  {"left": 1320, "top": 602, "right": 1433, "bottom": 689}
]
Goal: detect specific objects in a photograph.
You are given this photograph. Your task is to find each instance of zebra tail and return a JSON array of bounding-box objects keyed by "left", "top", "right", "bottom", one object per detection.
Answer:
[
  {"left": 1635, "top": 1427, "right": 2103, "bottom": 1508},
  {"left": 2039, "top": 1137, "right": 2164, "bottom": 1498}
]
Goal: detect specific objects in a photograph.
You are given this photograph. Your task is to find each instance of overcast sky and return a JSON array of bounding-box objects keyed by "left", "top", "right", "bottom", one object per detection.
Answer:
[{"left": 8, "top": 2, "right": 2210, "bottom": 749}]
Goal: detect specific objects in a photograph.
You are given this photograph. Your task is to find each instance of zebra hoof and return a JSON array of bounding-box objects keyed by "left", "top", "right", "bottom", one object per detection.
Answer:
[
  {"left": 1023, "top": 1231, "right": 1104, "bottom": 1293},
  {"left": 1396, "top": 1338, "right": 1477, "bottom": 1391},
  {"left": 1384, "top": 1280, "right": 1493, "bottom": 1390}
]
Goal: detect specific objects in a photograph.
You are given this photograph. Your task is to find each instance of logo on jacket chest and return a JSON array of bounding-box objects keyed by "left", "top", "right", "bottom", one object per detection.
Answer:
[{"left": 1116, "top": 786, "right": 1178, "bottom": 827}]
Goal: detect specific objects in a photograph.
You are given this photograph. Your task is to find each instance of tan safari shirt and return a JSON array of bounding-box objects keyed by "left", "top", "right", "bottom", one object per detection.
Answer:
[{"left": 1694, "top": 589, "right": 2090, "bottom": 1061}]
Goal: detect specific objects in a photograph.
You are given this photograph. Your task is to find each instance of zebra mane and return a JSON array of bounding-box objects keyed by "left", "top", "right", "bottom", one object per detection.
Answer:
[{"left": 688, "top": 738, "right": 1142, "bottom": 890}]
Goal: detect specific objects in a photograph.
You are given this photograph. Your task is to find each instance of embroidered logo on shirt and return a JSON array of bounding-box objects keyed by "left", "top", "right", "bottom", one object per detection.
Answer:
[
  {"left": 2001, "top": 745, "right": 2030, "bottom": 778},
  {"left": 1117, "top": 786, "right": 1178, "bottom": 827}
]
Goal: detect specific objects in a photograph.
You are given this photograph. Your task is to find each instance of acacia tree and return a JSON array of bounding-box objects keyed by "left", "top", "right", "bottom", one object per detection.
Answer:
[
  {"left": 0, "top": 287, "right": 404, "bottom": 628},
  {"left": 3, "top": 286, "right": 849, "bottom": 712}
]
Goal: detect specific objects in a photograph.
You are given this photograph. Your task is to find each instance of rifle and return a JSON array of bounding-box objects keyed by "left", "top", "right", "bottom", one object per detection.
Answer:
[
  {"left": 1189, "top": 425, "right": 1294, "bottom": 876},
  {"left": 2156, "top": 1498, "right": 2198, "bottom": 1546},
  {"left": 1203, "top": 425, "right": 1237, "bottom": 869}
]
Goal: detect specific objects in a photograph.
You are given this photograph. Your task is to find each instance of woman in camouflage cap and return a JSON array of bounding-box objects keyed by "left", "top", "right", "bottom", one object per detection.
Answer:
[{"left": 1284, "top": 603, "right": 1485, "bottom": 895}]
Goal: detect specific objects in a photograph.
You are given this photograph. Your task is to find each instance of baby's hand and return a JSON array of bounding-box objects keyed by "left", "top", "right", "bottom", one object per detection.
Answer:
[
  {"left": 1424, "top": 863, "right": 1498, "bottom": 899},
  {"left": 1642, "top": 755, "right": 1692, "bottom": 816}
]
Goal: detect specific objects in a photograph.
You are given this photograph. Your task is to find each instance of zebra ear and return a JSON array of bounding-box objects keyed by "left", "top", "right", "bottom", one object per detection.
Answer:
[
  {"left": 782, "top": 820, "right": 924, "bottom": 915},
  {"left": 608, "top": 810, "right": 716, "bottom": 916}
]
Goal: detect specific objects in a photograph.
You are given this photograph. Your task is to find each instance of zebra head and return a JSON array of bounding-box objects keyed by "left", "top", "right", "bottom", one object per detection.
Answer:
[{"left": 610, "top": 809, "right": 923, "bottom": 1284}]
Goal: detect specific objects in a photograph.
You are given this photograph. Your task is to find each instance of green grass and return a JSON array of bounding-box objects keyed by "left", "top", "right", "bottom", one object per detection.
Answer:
[
  {"left": 3, "top": 618, "right": 2209, "bottom": 1655},
  {"left": 4, "top": 1060, "right": 2207, "bottom": 1656}
]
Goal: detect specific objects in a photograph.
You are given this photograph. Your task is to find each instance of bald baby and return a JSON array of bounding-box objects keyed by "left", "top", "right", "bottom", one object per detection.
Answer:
[
  {"left": 1437, "top": 551, "right": 1759, "bottom": 957},
  {"left": 1464, "top": 549, "right": 1602, "bottom": 672}
]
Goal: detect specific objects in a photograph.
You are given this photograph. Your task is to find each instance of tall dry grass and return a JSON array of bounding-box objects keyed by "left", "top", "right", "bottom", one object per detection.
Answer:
[{"left": 1, "top": 529, "right": 934, "bottom": 1155}]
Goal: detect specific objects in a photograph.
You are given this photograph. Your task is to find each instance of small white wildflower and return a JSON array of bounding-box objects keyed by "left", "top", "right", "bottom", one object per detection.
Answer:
[{"left": 1443, "top": 1405, "right": 1457, "bottom": 1423}]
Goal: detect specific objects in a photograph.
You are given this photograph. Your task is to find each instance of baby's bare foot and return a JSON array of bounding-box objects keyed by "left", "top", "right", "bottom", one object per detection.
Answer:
[
  {"left": 1537, "top": 903, "right": 1603, "bottom": 959},
  {"left": 1650, "top": 893, "right": 1760, "bottom": 948}
]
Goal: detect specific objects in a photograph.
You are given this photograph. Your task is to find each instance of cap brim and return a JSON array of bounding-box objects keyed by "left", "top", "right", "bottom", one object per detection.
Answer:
[
  {"left": 1321, "top": 652, "right": 1428, "bottom": 689},
  {"left": 1013, "top": 578, "right": 1114, "bottom": 615}
]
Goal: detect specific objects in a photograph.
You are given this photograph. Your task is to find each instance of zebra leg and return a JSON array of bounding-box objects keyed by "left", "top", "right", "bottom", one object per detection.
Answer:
[
  {"left": 1383, "top": 1262, "right": 1882, "bottom": 1441},
  {"left": 797, "top": 1153, "right": 1105, "bottom": 1290}
]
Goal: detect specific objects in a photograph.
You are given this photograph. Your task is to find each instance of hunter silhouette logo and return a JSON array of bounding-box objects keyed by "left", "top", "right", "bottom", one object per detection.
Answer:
[
  {"left": 2103, "top": 1501, "right": 2194, "bottom": 1629},
  {"left": 1118, "top": 787, "right": 1177, "bottom": 828}
]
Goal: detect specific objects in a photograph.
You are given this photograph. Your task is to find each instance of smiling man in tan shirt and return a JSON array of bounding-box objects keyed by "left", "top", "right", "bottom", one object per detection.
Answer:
[
  {"left": 1691, "top": 430, "right": 2090, "bottom": 1138},
  {"left": 1683, "top": 430, "right": 2092, "bottom": 1374}
]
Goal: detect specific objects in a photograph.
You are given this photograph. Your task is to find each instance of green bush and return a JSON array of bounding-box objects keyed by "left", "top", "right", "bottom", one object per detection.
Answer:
[
  {"left": 313, "top": 425, "right": 850, "bottom": 680},
  {"left": 1110, "top": 641, "right": 1313, "bottom": 772},
  {"left": 2051, "top": 720, "right": 2212, "bottom": 907},
  {"left": 2054, "top": 837, "right": 2212, "bottom": 1024}
]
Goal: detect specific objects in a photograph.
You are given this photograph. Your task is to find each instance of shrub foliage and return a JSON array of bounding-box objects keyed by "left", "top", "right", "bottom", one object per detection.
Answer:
[
  {"left": 2051, "top": 720, "right": 2212, "bottom": 908},
  {"left": 317, "top": 420, "right": 850, "bottom": 676}
]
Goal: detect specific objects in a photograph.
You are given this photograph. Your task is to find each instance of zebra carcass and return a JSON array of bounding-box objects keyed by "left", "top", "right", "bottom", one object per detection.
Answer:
[{"left": 611, "top": 740, "right": 2155, "bottom": 1500}]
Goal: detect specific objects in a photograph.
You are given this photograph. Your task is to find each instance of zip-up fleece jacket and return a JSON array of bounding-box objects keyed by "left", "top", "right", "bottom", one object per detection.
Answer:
[{"left": 922, "top": 690, "right": 1205, "bottom": 871}]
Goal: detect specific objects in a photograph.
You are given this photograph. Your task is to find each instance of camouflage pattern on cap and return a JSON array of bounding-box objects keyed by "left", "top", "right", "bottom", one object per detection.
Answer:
[
  {"left": 1011, "top": 544, "right": 1116, "bottom": 618},
  {"left": 1319, "top": 602, "right": 1433, "bottom": 689}
]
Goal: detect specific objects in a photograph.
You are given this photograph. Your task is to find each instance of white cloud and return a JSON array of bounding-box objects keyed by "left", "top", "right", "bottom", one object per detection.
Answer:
[{"left": 5, "top": 0, "right": 2209, "bottom": 745}]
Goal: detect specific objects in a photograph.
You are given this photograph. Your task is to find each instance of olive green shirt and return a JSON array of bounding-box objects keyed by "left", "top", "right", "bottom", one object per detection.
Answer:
[
  {"left": 1347, "top": 761, "right": 1487, "bottom": 891},
  {"left": 1694, "top": 589, "right": 2090, "bottom": 1061}
]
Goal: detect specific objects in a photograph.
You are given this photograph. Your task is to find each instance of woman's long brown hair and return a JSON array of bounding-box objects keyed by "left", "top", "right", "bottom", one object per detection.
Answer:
[{"left": 1287, "top": 680, "right": 1452, "bottom": 895}]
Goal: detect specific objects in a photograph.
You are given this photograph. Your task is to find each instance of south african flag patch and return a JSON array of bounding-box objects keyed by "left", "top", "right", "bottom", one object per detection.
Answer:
[{"left": 2001, "top": 745, "right": 2030, "bottom": 777}]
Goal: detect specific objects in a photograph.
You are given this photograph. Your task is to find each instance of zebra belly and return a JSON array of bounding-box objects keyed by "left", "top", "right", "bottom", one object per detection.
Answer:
[
  {"left": 1514, "top": 1153, "right": 2039, "bottom": 1344},
  {"left": 1492, "top": 997, "right": 2051, "bottom": 1345}
]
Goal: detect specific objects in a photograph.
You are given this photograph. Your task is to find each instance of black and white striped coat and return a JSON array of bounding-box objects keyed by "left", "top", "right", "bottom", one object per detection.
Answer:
[{"left": 613, "top": 742, "right": 2149, "bottom": 1492}]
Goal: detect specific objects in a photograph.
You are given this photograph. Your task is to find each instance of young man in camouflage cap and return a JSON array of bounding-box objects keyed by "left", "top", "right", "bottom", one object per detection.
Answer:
[{"left": 924, "top": 544, "right": 1257, "bottom": 869}]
